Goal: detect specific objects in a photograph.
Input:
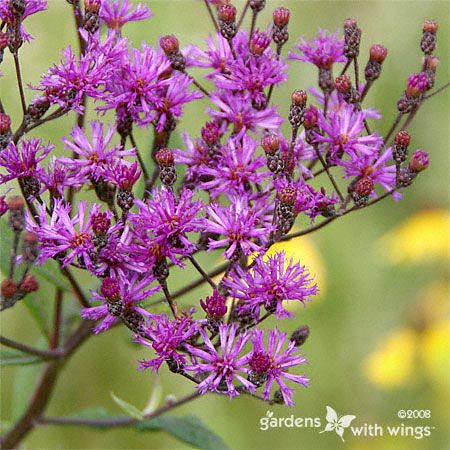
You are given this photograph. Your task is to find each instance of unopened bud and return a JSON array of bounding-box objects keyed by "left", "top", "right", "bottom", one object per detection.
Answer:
[
  {"left": 394, "top": 131, "right": 411, "bottom": 148},
  {"left": 249, "top": 0, "right": 265, "bottom": 12},
  {"left": 369, "top": 44, "right": 388, "bottom": 63},
  {"left": 409, "top": 150, "right": 429, "bottom": 172},
  {"left": 422, "top": 19, "right": 438, "bottom": 34},
  {"left": 335, "top": 74, "right": 351, "bottom": 94},
  {"left": 273, "top": 6, "right": 290, "bottom": 27},
  {"left": 261, "top": 134, "right": 280, "bottom": 155},
  {"left": 218, "top": 4, "right": 236, "bottom": 22},
  {"left": 278, "top": 186, "right": 297, "bottom": 206},
  {"left": 1, "top": 279, "right": 17, "bottom": 299},
  {"left": 155, "top": 148, "right": 175, "bottom": 167},
  {"left": 303, "top": 106, "right": 319, "bottom": 129},
  {"left": 290, "top": 325, "right": 310, "bottom": 346},
  {"left": 7, "top": 196, "right": 24, "bottom": 211},
  {"left": 291, "top": 89, "right": 307, "bottom": 107},
  {"left": 101, "top": 277, "right": 121, "bottom": 301},
  {"left": 160, "top": 35, "right": 180, "bottom": 55},
  {"left": 20, "top": 274, "right": 39, "bottom": 293}
]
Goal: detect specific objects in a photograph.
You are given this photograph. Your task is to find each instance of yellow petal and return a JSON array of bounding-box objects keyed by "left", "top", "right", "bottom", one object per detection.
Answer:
[
  {"left": 377, "top": 209, "right": 450, "bottom": 265},
  {"left": 364, "top": 328, "right": 418, "bottom": 389}
]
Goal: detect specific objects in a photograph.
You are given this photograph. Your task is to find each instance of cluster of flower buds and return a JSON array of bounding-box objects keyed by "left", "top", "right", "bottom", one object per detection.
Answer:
[{"left": 288, "top": 90, "right": 308, "bottom": 131}]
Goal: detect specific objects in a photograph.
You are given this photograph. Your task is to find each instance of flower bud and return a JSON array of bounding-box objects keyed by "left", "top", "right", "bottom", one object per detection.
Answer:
[
  {"left": 422, "top": 19, "right": 438, "bottom": 34},
  {"left": 218, "top": 4, "right": 236, "bottom": 22},
  {"left": 394, "top": 130, "right": 411, "bottom": 148},
  {"left": 7, "top": 195, "right": 24, "bottom": 211},
  {"left": 92, "top": 212, "right": 111, "bottom": 235},
  {"left": 20, "top": 274, "right": 39, "bottom": 293},
  {"left": 1, "top": 279, "right": 17, "bottom": 299},
  {"left": 278, "top": 186, "right": 297, "bottom": 206},
  {"left": 155, "top": 148, "right": 175, "bottom": 167},
  {"left": 200, "top": 290, "right": 227, "bottom": 320},
  {"left": 406, "top": 72, "right": 429, "bottom": 97},
  {"left": 0, "top": 113, "right": 11, "bottom": 134},
  {"left": 409, "top": 150, "right": 429, "bottom": 172},
  {"left": 160, "top": 35, "right": 180, "bottom": 56},
  {"left": 335, "top": 74, "right": 351, "bottom": 94},
  {"left": 303, "top": 105, "right": 319, "bottom": 129},
  {"left": 355, "top": 177, "right": 374, "bottom": 196},
  {"left": 261, "top": 134, "right": 280, "bottom": 155},
  {"left": 201, "top": 121, "right": 220, "bottom": 146},
  {"left": 343, "top": 18, "right": 358, "bottom": 30},
  {"left": 250, "top": 0, "right": 265, "bottom": 12},
  {"left": 369, "top": 44, "right": 388, "bottom": 63},
  {"left": 273, "top": 6, "right": 290, "bottom": 27},
  {"left": 290, "top": 325, "right": 310, "bottom": 346},
  {"left": 249, "top": 30, "right": 270, "bottom": 56},
  {"left": 84, "top": 0, "right": 101, "bottom": 13},
  {"left": 291, "top": 89, "right": 307, "bottom": 107}
]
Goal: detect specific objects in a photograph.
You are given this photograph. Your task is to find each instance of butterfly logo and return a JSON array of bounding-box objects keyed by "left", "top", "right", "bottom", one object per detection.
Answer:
[{"left": 319, "top": 406, "right": 356, "bottom": 442}]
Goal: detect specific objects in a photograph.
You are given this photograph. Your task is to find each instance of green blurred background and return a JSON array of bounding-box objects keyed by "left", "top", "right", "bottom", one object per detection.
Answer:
[{"left": 1, "top": 1, "right": 449, "bottom": 449}]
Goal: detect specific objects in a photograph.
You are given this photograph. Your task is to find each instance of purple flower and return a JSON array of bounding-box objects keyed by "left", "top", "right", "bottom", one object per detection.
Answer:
[
  {"left": 248, "top": 328, "right": 309, "bottom": 406},
  {"left": 185, "top": 324, "right": 255, "bottom": 398},
  {"left": 204, "top": 196, "right": 272, "bottom": 260},
  {"left": 26, "top": 200, "right": 110, "bottom": 270},
  {"left": 100, "top": 0, "right": 152, "bottom": 30},
  {"left": 153, "top": 73, "right": 203, "bottom": 132},
  {"left": 60, "top": 121, "right": 135, "bottom": 182},
  {"left": 0, "top": 139, "right": 53, "bottom": 184},
  {"left": 136, "top": 312, "right": 199, "bottom": 372},
  {"left": 314, "top": 104, "right": 382, "bottom": 161},
  {"left": 289, "top": 29, "right": 346, "bottom": 69},
  {"left": 224, "top": 251, "right": 318, "bottom": 319},
  {"left": 200, "top": 135, "right": 269, "bottom": 198},
  {"left": 81, "top": 273, "right": 159, "bottom": 334},
  {"left": 36, "top": 46, "right": 107, "bottom": 113},
  {"left": 102, "top": 160, "right": 141, "bottom": 190},
  {"left": 100, "top": 44, "right": 170, "bottom": 126},
  {"left": 209, "top": 92, "right": 283, "bottom": 135},
  {"left": 129, "top": 188, "right": 203, "bottom": 264},
  {"left": 200, "top": 290, "right": 227, "bottom": 320},
  {"left": 40, "top": 157, "right": 80, "bottom": 197}
]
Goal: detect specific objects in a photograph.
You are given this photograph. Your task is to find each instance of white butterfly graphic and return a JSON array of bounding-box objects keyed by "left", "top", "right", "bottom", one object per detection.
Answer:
[{"left": 319, "top": 406, "right": 356, "bottom": 442}]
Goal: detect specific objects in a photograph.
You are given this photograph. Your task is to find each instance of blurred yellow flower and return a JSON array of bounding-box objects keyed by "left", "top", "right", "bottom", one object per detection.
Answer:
[
  {"left": 377, "top": 209, "right": 449, "bottom": 264},
  {"left": 364, "top": 328, "right": 418, "bottom": 388}
]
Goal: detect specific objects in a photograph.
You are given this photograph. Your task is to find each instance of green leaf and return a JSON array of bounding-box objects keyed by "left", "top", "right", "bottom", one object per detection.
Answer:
[
  {"left": 0, "top": 348, "right": 45, "bottom": 366},
  {"left": 136, "top": 415, "right": 229, "bottom": 450},
  {"left": 110, "top": 392, "right": 144, "bottom": 420},
  {"left": 0, "top": 218, "right": 71, "bottom": 292}
]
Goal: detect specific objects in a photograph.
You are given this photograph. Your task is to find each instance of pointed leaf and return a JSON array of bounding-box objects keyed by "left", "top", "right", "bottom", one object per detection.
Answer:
[{"left": 110, "top": 392, "right": 144, "bottom": 420}]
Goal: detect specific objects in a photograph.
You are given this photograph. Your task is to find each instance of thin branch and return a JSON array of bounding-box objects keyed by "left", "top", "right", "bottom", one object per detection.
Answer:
[
  {"left": 423, "top": 81, "right": 450, "bottom": 100},
  {"left": 160, "top": 280, "right": 179, "bottom": 318},
  {"left": 237, "top": 0, "right": 250, "bottom": 29},
  {"left": 13, "top": 53, "right": 27, "bottom": 114},
  {"left": 36, "top": 391, "right": 202, "bottom": 429},
  {"left": 59, "top": 267, "right": 89, "bottom": 308},
  {"left": 203, "top": 0, "right": 219, "bottom": 33},
  {"left": 0, "top": 336, "right": 62, "bottom": 360},
  {"left": 129, "top": 132, "right": 150, "bottom": 184},
  {"left": 188, "top": 255, "right": 217, "bottom": 289},
  {"left": 383, "top": 111, "right": 403, "bottom": 144}
]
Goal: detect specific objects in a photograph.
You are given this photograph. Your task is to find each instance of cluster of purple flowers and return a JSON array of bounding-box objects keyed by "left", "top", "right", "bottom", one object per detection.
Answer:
[{"left": 0, "top": 0, "right": 437, "bottom": 407}]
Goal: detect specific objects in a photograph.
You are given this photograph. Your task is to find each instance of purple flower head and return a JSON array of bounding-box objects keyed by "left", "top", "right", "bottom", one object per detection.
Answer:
[
  {"left": 289, "top": 29, "right": 346, "bottom": 69},
  {"left": 40, "top": 157, "right": 80, "bottom": 198},
  {"left": 200, "top": 135, "right": 269, "bottom": 198},
  {"left": 209, "top": 92, "right": 283, "bottom": 135},
  {"left": 409, "top": 149, "right": 429, "bottom": 173},
  {"left": 81, "top": 272, "right": 159, "bottom": 334},
  {"left": 200, "top": 290, "right": 227, "bottom": 320},
  {"left": 314, "top": 104, "right": 382, "bottom": 162},
  {"left": 248, "top": 328, "right": 309, "bottom": 406},
  {"left": 102, "top": 160, "right": 141, "bottom": 190},
  {"left": 340, "top": 147, "right": 397, "bottom": 196},
  {"left": 26, "top": 200, "right": 114, "bottom": 270},
  {"left": 204, "top": 196, "right": 273, "bottom": 260},
  {"left": 153, "top": 73, "right": 203, "bottom": 132},
  {"left": 302, "top": 185, "right": 340, "bottom": 221},
  {"left": 100, "top": 44, "right": 170, "bottom": 126},
  {"left": 60, "top": 121, "right": 135, "bottom": 182},
  {"left": 136, "top": 311, "right": 199, "bottom": 372},
  {"left": 185, "top": 324, "right": 255, "bottom": 398},
  {"left": 224, "top": 251, "right": 318, "bottom": 319},
  {"left": 213, "top": 32, "right": 287, "bottom": 105},
  {"left": 0, "top": 138, "right": 53, "bottom": 184},
  {"left": 100, "top": 0, "right": 152, "bottom": 30},
  {"left": 130, "top": 187, "right": 203, "bottom": 264},
  {"left": 36, "top": 46, "right": 107, "bottom": 113}
]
